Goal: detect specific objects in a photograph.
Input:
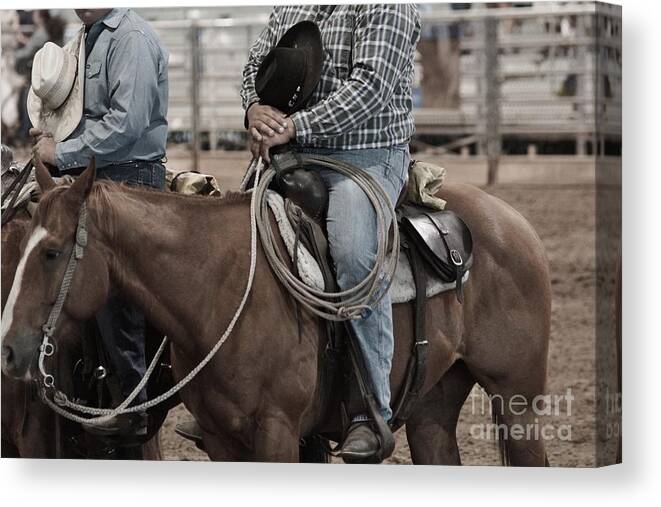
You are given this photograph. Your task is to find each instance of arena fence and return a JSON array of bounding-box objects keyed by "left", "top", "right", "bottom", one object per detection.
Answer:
[{"left": 1, "top": 3, "right": 621, "bottom": 177}]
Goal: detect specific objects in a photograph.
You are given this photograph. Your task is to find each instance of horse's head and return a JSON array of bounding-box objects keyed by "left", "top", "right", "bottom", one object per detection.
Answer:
[{"left": 1, "top": 159, "right": 110, "bottom": 380}]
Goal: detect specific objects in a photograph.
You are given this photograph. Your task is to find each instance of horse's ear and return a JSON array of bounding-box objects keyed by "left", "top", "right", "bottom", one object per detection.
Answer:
[
  {"left": 68, "top": 158, "right": 96, "bottom": 203},
  {"left": 34, "top": 157, "right": 56, "bottom": 192}
]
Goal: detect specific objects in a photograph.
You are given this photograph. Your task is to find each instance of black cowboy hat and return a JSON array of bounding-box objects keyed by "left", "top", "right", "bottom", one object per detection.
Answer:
[{"left": 255, "top": 20, "right": 323, "bottom": 115}]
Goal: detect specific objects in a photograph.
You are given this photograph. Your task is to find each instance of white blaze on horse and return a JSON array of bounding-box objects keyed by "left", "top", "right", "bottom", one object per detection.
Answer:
[{"left": 1, "top": 170, "right": 166, "bottom": 459}]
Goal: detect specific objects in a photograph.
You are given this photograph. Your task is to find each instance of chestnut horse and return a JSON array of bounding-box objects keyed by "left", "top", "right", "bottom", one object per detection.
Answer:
[
  {"left": 1, "top": 210, "right": 162, "bottom": 459},
  {"left": 1, "top": 160, "right": 551, "bottom": 465}
]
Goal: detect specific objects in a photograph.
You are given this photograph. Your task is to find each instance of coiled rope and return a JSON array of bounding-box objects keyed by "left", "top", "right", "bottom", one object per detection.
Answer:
[{"left": 254, "top": 153, "right": 399, "bottom": 321}]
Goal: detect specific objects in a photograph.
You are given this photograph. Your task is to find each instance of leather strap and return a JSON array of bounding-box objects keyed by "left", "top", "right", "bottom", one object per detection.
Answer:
[
  {"left": 390, "top": 240, "right": 428, "bottom": 430},
  {"left": 408, "top": 243, "right": 429, "bottom": 396},
  {"left": 423, "top": 212, "right": 466, "bottom": 302}
]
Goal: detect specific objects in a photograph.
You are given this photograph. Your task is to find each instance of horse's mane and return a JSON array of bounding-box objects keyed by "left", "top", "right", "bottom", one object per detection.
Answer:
[
  {"left": 34, "top": 186, "right": 69, "bottom": 219},
  {"left": 36, "top": 179, "right": 250, "bottom": 243},
  {"left": 90, "top": 180, "right": 250, "bottom": 206}
]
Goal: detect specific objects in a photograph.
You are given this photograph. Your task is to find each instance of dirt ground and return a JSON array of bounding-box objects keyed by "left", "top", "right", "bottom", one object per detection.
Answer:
[{"left": 154, "top": 153, "right": 620, "bottom": 467}]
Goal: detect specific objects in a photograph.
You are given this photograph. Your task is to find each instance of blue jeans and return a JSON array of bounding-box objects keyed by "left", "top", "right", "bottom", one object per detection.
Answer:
[
  {"left": 94, "top": 160, "right": 165, "bottom": 403},
  {"left": 298, "top": 145, "right": 410, "bottom": 421},
  {"left": 96, "top": 160, "right": 166, "bottom": 189}
]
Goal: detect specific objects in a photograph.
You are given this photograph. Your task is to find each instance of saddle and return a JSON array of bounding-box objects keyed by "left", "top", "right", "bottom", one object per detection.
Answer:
[
  {"left": 269, "top": 153, "right": 474, "bottom": 436},
  {"left": 398, "top": 204, "right": 473, "bottom": 303}
]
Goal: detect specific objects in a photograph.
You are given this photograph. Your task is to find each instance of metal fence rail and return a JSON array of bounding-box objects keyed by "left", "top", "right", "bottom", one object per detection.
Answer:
[
  {"left": 150, "top": 3, "right": 621, "bottom": 165},
  {"left": 1, "top": 3, "right": 622, "bottom": 172}
]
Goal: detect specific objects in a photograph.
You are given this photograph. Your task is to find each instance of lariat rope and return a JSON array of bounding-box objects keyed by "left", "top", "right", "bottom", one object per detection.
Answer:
[
  {"left": 38, "top": 154, "right": 398, "bottom": 424},
  {"left": 254, "top": 154, "right": 399, "bottom": 321}
]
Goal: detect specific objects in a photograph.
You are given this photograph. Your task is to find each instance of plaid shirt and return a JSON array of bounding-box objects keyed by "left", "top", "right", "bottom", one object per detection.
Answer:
[{"left": 241, "top": 4, "right": 421, "bottom": 150}]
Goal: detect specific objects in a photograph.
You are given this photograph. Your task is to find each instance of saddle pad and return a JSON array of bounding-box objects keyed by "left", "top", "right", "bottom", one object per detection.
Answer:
[{"left": 265, "top": 191, "right": 469, "bottom": 305}]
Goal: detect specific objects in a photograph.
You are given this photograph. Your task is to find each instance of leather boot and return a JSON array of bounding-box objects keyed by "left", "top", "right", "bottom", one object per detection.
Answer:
[
  {"left": 175, "top": 419, "right": 205, "bottom": 449},
  {"left": 83, "top": 411, "right": 148, "bottom": 437},
  {"left": 338, "top": 421, "right": 381, "bottom": 464}
]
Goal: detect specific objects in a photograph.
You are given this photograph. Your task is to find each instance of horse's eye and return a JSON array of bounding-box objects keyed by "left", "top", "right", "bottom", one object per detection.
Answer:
[{"left": 45, "top": 249, "right": 61, "bottom": 260}]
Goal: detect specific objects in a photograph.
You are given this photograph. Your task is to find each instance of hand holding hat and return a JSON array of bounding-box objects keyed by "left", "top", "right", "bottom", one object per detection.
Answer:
[
  {"left": 246, "top": 104, "right": 289, "bottom": 141},
  {"left": 27, "top": 28, "right": 85, "bottom": 145},
  {"left": 31, "top": 129, "right": 57, "bottom": 167},
  {"left": 247, "top": 21, "right": 323, "bottom": 160},
  {"left": 254, "top": 21, "right": 323, "bottom": 115},
  {"left": 248, "top": 117, "right": 296, "bottom": 163}
]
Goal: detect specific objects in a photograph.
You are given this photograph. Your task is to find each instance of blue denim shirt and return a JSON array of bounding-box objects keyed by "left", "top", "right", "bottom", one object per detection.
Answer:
[{"left": 55, "top": 9, "right": 169, "bottom": 171}]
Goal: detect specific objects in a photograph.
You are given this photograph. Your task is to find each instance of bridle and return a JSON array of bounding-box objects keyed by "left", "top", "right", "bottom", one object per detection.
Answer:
[{"left": 37, "top": 201, "right": 88, "bottom": 391}]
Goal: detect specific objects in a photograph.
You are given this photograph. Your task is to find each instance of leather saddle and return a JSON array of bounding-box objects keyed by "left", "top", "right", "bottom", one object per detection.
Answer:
[
  {"left": 270, "top": 148, "right": 328, "bottom": 221},
  {"left": 398, "top": 204, "right": 473, "bottom": 303}
]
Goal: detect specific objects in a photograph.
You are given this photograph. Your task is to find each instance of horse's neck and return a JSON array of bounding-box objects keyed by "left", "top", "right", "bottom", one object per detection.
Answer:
[{"left": 90, "top": 187, "right": 251, "bottom": 345}]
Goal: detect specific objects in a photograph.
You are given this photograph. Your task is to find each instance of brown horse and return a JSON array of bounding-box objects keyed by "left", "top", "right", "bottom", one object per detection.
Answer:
[
  {"left": 1, "top": 210, "right": 162, "bottom": 459},
  {"left": 1, "top": 160, "right": 551, "bottom": 465}
]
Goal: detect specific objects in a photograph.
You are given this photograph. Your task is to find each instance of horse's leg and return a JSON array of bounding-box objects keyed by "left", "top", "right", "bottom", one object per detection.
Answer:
[
  {"left": 200, "top": 414, "right": 299, "bottom": 463},
  {"left": 141, "top": 434, "right": 163, "bottom": 460},
  {"left": 465, "top": 315, "right": 550, "bottom": 467},
  {"left": 471, "top": 372, "right": 549, "bottom": 467},
  {"left": 252, "top": 412, "right": 300, "bottom": 463},
  {"left": 299, "top": 435, "right": 330, "bottom": 463},
  {"left": 405, "top": 361, "right": 476, "bottom": 465},
  {"left": 203, "top": 434, "right": 243, "bottom": 462}
]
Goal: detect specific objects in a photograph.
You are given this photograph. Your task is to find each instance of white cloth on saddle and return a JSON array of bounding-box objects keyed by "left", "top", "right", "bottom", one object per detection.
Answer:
[
  {"left": 265, "top": 191, "right": 326, "bottom": 291},
  {"left": 265, "top": 190, "right": 469, "bottom": 305}
]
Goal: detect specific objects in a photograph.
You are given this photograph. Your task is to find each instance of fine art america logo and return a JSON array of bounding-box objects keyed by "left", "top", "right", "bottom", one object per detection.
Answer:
[{"left": 468, "top": 388, "right": 574, "bottom": 441}]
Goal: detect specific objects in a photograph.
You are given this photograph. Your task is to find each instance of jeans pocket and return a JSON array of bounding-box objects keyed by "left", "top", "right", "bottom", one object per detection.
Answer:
[
  {"left": 383, "top": 146, "right": 409, "bottom": 193},
  {"left": 151, "top": 163, "right": 166, "bottom": 190},
  {"left": 136, "top": 166, "right": 153, "bottom": 187}
]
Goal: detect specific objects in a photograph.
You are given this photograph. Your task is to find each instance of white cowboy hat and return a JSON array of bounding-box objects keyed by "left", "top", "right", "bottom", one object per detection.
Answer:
[{"left": 27, "top": 28, "right": 85, "bottom": 143}]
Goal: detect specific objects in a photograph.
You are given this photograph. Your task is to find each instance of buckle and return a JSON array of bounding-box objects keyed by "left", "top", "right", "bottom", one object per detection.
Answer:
[{"left": 450, "top": 249, "right": 463, "bottom": 267}]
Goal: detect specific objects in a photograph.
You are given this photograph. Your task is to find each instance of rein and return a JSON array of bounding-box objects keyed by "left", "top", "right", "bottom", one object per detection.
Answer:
[
  {"left": 38, "top": 201, "right": 89, "bottom": 390},
  {"left": 1, "top": 159, "right": 34, "bottom": 227}
]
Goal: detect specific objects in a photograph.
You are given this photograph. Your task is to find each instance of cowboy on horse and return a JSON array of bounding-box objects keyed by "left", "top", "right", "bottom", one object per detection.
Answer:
[
  {"left": 176, "top": 5, "right": 421, "bottom": 462},
  {"left": 246, "top": 5, "right": 420, "bottom": 461}
]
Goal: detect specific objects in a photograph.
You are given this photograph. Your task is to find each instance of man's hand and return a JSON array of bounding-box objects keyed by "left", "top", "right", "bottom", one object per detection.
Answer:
[
  {"left": 32, "top": 135, "right": 57, "bottom": 166},
  {"left": 29, "top": 128, "right": 52, "bottom": 142},
  {"left": 249, "top": 118, "right": 296, "bottom": 163},
  {"left": 247, "top": 103, "right": 290, "bottom": 141}
]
